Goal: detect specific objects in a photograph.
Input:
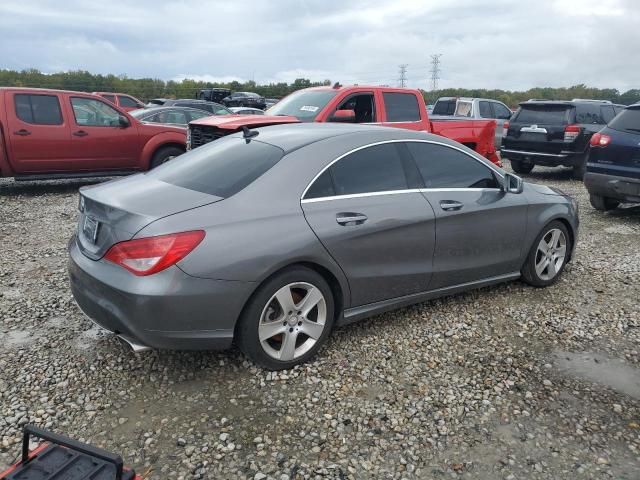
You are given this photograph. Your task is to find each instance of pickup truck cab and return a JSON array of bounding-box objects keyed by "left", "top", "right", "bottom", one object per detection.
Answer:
[
  {"left": 93, "top": 92, "right": 146, "bottom": 112},
  {"left": 0, "top": 88, "right": 187, "bottom": 179},
  {"left": 188, "top": 85, "right": 500, "bottom": 165},
  {"left": 431, "top": 97, "right": 513, "bottom": 148}
]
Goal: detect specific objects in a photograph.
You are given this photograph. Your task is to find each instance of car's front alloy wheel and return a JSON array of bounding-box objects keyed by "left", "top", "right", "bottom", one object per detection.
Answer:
[
  {"left": 522, "top": 221, "right": 570, "bottom": 287},
  {"left": 237, "top": 267, "right": 334, "bottom": 370}
]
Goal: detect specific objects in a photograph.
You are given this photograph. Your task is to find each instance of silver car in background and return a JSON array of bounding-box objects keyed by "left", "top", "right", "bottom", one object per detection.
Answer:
[
  {"left": 68, "top": 123, "right": 578, "bottom": 370},
  {"left": 431, "top": 97, "right": 513, "bottom": 148}
]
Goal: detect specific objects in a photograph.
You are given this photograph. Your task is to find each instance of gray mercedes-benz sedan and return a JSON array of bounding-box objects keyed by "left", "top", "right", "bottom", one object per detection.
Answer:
[{"left": 69, "top": 123, "right": 579, "bottom": 370}]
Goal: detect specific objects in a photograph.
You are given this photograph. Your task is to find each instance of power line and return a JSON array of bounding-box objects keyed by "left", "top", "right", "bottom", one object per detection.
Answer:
[
  {"left": 398, "top": 64, "right": 408, "bottom": 88},
  {"left": 429, "top": 54, "right": 442, "bottom": 91}
]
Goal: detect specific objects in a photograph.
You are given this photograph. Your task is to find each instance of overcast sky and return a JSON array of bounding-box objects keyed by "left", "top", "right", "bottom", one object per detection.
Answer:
[{"left": 0, "top": 0, "right": 638, "bottom": 91}]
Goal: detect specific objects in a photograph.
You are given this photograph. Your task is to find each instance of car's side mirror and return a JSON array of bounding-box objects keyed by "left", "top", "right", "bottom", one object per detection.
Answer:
[
  {"left": 503, "top": 172, "right": 523, "bottom": 194},
  {"left": 330, "top": 109, "right": 356, "bottom": 123},
  {"left": 118, "top": 115, "right": 130, "bottom": 128}
]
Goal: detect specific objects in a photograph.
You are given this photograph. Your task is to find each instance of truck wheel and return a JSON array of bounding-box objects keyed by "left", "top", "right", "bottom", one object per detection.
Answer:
[
  {"left": 150, "top": 146, "right": 184, "bottom": 168},
  {"left": 510, "top": 159, "right": 534, "bottom": 174},
  {"left": 589, "top": 194, "right": 619, "bottom": 211}
]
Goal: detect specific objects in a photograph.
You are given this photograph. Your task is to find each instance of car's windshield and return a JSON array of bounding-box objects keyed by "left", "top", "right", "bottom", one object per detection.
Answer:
[{"left": 266, "top": 90, "right": 338, "bottom": 121}]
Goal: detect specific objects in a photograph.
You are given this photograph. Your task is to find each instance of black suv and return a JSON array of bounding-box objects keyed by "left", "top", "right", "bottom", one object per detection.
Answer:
[
  {"left": 197, "top": 88, "right": 232, "bottom": 103},
  {"left": 501, "top": 99, "right": 625, "bottom": 179},
  {"left": 584, "top": 103, "right": 640, "bottom": 211},
  {"left": 221, "top": 91, "right": 266, "bottom": 110}
]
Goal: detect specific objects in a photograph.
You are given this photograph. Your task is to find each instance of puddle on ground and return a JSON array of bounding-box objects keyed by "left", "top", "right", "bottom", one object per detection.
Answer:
[
  {"left": 0, "top": 329, "right": 39, "bottom": 349},
  {"left": 73, "top": 325, "right": 109, "bottom": 351},
  {"left": 604, "top": 225, "right": 637, "bottom": 235},
  {"left": 553, "top": 351, "right": 640, "bottom": 399}
]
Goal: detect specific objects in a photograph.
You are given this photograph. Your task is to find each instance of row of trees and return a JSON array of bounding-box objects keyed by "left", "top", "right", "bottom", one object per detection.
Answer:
[{"left": 1, "top": 69, "right": 638, "bottom": 107}]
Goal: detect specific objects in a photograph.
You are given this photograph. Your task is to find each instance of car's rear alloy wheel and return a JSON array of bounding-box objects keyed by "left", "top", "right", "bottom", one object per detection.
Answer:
[
  {"left": 237, "top": 267, "right": 334, "bottom": 370},
  {"left": 259, "top": 282, "right": 327, "bottom": 361},
  {"left": 522, "top": 221, "right": 570, "bottom": 287}
]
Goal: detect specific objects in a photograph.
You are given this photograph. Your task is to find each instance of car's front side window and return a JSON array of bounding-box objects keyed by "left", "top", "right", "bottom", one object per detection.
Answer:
[
  {"left": 70, "top": 97, "right": 121, "bottom": 127},
  {"left": 406, "top": 142, "right": 499, "bottom": 189}
]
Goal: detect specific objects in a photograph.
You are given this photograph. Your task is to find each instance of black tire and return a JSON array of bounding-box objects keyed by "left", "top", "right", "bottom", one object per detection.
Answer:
[
  {"left": 510, "top": 159, "right": 534, "bottom": 174},
  {"left": 150, "top": 146, "right": 184, "bottom": 169},
  {"left": 521, "top": 220, "right": 571, "bottom": 288},
  {"left": 589, "top": 194, "right": 620, "bottom": 211},
  {"left": 236, "top": 267, "right": 335, "bottom": 370},
  {"left": 572, "top": 155, "right": 587, "bottom": 180}
]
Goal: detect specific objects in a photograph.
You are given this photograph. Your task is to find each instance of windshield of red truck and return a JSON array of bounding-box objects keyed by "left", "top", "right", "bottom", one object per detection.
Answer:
[{"left": 266, "top": 90, "right": 338, "bottom": 121}]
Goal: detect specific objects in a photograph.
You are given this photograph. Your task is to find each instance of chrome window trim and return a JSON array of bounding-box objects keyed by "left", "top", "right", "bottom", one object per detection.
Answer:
[
  {"left": 301, "top": 139, "right": 504, "bottom": 201},
  {"left": 301, "top": 189, "right": 421, "bottom": 204}
]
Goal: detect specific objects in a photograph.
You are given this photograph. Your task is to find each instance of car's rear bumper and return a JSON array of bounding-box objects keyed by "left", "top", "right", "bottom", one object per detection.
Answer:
[
  {"left": 501, "top": 148, "right": 584, "bottom": 167},
  {"left": 68, "top": 235, "right": 255, "bottom": 350},
  {"left": 584, "top": 172, "right": 640, "bottom": 203}
]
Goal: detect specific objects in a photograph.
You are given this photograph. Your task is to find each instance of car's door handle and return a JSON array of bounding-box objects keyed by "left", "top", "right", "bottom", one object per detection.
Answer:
[
  {"left": 13, "top": 129, "right": 31, "bottom": 136},
  {"left": 336, "top": 213, "right": 368, "bottom": 226},
  {"left": 73, "top": 130, "right": 88, "bottom": 137},
  {"left": 440, "top": 200, "right": 464, "bottom": 211}
]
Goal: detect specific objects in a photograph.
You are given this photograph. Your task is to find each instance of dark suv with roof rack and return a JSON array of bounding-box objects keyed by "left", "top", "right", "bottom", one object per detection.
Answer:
[{"left": 501, "top": 99, "right": 625, "bottom": 179}]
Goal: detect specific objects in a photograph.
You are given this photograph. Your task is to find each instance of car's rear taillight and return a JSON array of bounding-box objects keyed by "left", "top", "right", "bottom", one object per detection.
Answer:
[
  {"left": 590, "top": 132, "right": 611, "bottom": 147},
  {"left": 503, "top": 120, "right": 510, "bottom": 136},
  {"left": 564, "top": 124, "right": 581, "bottom": 142},
  {"left": 104, "top": 231, "right": 205, "bottom": 276}
]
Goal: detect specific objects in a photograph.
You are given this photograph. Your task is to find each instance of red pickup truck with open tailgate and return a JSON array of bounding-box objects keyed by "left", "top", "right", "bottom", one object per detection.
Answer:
[
  {"left": 0, "top": 88, "right": 186, "bottom": 180},
  {"left": 187, "top": 85, "right": 500, "bottom": 165}
]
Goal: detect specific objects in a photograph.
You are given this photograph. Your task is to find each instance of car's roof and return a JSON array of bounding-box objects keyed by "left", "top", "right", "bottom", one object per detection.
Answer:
[
  {"left": 167, "top": 99, "right": 224, "bottom": 106},
  {"left": 226, "top": 123, "right": 447, "bottom": 155},
  {"left": 628, "top": 103, "right": 640, "bottom": 109},
  {"left": 135, "top": 106, "right": 209, "bottom": 114},
  {"left": 520, "top": 99, "right": 625, "bottom": 107}
]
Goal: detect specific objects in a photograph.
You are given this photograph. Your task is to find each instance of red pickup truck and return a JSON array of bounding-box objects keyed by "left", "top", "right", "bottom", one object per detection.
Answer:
[
  {"left": 0, "top": 88, "right": 186, "bottom": 180},
  {"left": 188, "top": 85, "right": 500, "bottom": 165}
]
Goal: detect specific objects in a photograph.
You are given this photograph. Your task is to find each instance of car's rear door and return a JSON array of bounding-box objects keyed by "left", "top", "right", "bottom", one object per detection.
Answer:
[
  {"left": 380, "top": 91, "right": 425, "bottom": 131},
  {"left": 301, "top": 141, "right": 436, "bottom": 307},
  {"left": 4, "top": 91, "right": 71, "bottom": 173},
  {"left": 503, "top": 103, "right": 572, "bottom": 155},
  {"left": 407, "top": 141, "right": 528, "bottom": 289},
  {"left": 65, "top": 95, "right": 141, "bottom": 171}
]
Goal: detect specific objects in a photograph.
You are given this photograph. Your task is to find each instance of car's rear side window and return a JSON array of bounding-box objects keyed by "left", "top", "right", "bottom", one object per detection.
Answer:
[
  {"left": 575, "top": 104, "right": 605, "bottom": 124},
  {"left": 609, "top": 108, "right": 640, "bottom": 133},
  {"left": 514, "top": 105, "right": 570, "bottom": 124},
  {"left": 15, "top": 94, "right": 63, "bottom": 125},
  {"left": 148, "top": 137, "right": 284, "bottom": 198},
  {"left": 383, "top": 92, "right": 421, "bottom": 122},
  {"left": 432, "top": 100, "right": 456, "bottom": 115},
  {"left": 406, "top": 142, "right": 499, "bottom": 189},
  {"left": 101, "top": 94, "right": 116, "bottom": 104},
  {"left": 118, "top": 95, "right": 139, "bottom": 108}
]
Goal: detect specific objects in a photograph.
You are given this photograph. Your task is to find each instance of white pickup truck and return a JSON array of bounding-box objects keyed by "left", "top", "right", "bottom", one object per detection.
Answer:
[{"left": 431, "top": 97, "right": 513, "bottom": 148}]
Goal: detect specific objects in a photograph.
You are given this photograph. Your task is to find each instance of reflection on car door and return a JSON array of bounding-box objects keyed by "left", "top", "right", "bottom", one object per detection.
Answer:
[
  {"left": 301, "top": 143, "right": 436, "bottom": 306},
  {"left": 406, "top": 141, "right": 528, "bottom": 289}
]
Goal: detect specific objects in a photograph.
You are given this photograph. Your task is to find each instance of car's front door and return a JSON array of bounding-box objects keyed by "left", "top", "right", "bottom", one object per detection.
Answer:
[
  {"left": 66, "top": 96, "right": 141, "bottom": 171},
  {"left": 405, "top": 141, "right": 528, "bottom": 289},
  {"left": 301, "top": 142, "right": 436, "bottom": 307}
]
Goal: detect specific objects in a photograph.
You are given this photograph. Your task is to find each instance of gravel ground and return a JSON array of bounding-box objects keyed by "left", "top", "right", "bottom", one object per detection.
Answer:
[{"left": 0, "top": 166, "right": 639, "bottom": 479}]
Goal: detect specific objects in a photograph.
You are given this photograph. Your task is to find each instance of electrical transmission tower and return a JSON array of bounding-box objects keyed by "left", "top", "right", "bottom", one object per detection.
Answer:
[
  {"left": 398, "top": 64, "right": 408, "bottom": 88},
  {"left": 429, "top": 54, "right": 442, "bottom": 91}
]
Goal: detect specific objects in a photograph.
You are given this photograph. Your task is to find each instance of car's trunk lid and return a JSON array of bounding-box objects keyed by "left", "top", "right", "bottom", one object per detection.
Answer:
[
  {"left": 503, "top": 103, "right": 574, "bottom": 154},
  {"left": 76, "top": 174, "right": 222, "bottom": 260}
]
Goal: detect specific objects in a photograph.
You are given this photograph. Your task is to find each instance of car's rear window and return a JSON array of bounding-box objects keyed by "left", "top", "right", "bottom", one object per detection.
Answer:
[
  {"left": 432, "top": 100, "right": 456, "bottom": 115},
  {"left": 608, "top": 107, "right": 640, "bottom": 133},
  {"left": 147, "top": 137, "right": 284, "bottom": 198},
  {"left": 514, "top": 105, "right": 571, "bottom": 124}
]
